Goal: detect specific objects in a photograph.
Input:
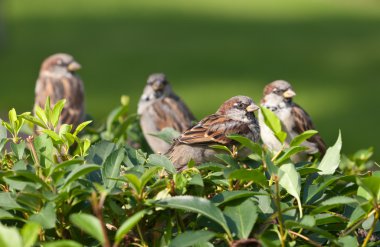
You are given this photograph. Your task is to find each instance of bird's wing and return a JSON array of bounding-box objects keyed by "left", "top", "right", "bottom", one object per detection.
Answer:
[
  {"left": 177, "top": 114, "right": 249, "bottom": 146},
  {"left": 34, "top": 74, "right": 84, "bottom": 128},
  {"left": 291, "top": 104, "right": 326, "bottom": 154},
  {"left": 151, "top": 96, "right": 196, "bottom": 132}
]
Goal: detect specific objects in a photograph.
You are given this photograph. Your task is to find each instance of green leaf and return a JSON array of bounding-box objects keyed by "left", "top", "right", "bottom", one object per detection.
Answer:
[
  {"left": 290, "top": 130, "right": 318, "bottom": 147},
  {"left": 278, "top": 163, "right": 302, "bottom": 217},
  {"left": 0, "top": 223, "right": 22, "bottom": 247},
  {"left": 43, "top": 240, "right": 82, "bottom": 247},
  {"left": 150, "top": 127, "right": 180, "bottom": 144},
  {"left": 318, "top": 131, "right": 342, "bottom": 175},
  {"left": 311, "top": 196, "right": 358, "bottom": 214},
  {"left": 70, "top": 213, "right": 105, "bottom": 244},
  {"left": 210, "top": 144, "right": 232, "bottom": 154},
  {"left": 275, "top": 146, "right": 308, "bottom": 164},
  {"left": 103, "top": 148, "right": 125, "bottom": 189},
  {"left": 9, "top": 108, "right": 17, "bottom": 124},
  {"left": 10, "top": 141, "right": 26, "bottom": 160},
  {"left": 0, "top": 192, "right": 23, "bottom": 210},
  {"left": 147, "top": 154, "right": 176, "bottom": 174},
  {"left": 29, "top": 203, "right": 56, "bottom": 229},
  {"left": 42, "top": 129, "right": 61, "bottom": 142},
  {"left": 140, "top": 166, "right": 161, "bottom": 190},
  {"left": 338, "top": 236, "right": 358, "bottom": 247},
  {"left": 169, "top": 230, "right": 216, "bottom": 247},
  {"left": 73, "top": 120, "right": 92, "bottom": 136},
  {"left": 123, "top": 173, "right": 142, "bottom": 194},
  {"left": 19, "top": 113, "right": 47, "bottom": 129},
  {"left": 260, "top": 106, "right": 287, "bottom": 143},
  {"left": 212, "top": 190, "right": 262, "bottom": 206},
  {"left": 59, "top": 124, "right": 72, "bottom": 137},
  {"left": 0, "top": 119, "right": 7, "bottom": 140},
  {"left": 299, "top": 215, "right": 316, "bottom": 227},
  {"left": 61, "top": 164, "right": 100, "bottom": 190},
  {"left": 227, "top": 134, "right": 263, "bottom": 155},
  {"left": 285, "top": 220, "right": 335, "bottom": 239},
  {"left": 224, "top": 199, "right": 258, "bottom": 239},
  {"left": 304, "top": 175, "right": 343, "bottom": 203},
  {"left": 357, "top": 173, "right": 380, "bottom": 201},
  {"left": 155, "top": 196, "right": 231, "bottom": 237},
  {"left": 86, "top": 141, "right": 116, "bottom": 165},
  {"left": 34, "top": 105, "right": 48, "bottom": 126},
  {"left": 115, "top": 210, "right": 147, "bottom": 245},
  {"left": 348, "top": 206, "right": 366, "bottom": 228},
  {"left": 34, "top": 134, "right": 54, "bottom": 169},
  {"left": 51, "top": 99, "right": 66, "bottom": 128},
  {"left": 228, "top": 169, "right": 267, "bottom": 187},
  {"left": 50, "top": 159, "right": 84, "bottom": 175},
  {"left": 21, "top": 222, "right": 41, "bottom": 247}
]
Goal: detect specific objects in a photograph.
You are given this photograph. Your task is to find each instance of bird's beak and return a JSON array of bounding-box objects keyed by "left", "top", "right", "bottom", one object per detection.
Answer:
[
  {"left": 246, "top": 104, "right": 260, "bottom": 112},
  {"left": 67, "top": 61, "right": 82, "bottom": 72},
  {"left": 283, "top": 89, "right": 296, "bottom": 98},
  {"left": 152, "top": 81, "right": 165, "bottom": 91}
]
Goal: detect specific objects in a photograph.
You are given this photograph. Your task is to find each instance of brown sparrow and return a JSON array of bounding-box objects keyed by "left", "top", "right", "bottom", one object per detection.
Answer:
[
  {"left": 167, "top": 96, "right": 260, "bottom": 171},
  {"left": 34, "top": 53, "right": 85, "bottom": 130},
  {"left": 138, "top": 73, "right": 195, "bottom": 154},
  {"left": 259, "top": 80, "right": 326, "bottom": 158}
]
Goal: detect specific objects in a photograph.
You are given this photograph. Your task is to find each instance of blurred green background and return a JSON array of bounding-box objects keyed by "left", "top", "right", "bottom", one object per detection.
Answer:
[{"left": 1, "top": 0, "right": 380, "bottom": 158}]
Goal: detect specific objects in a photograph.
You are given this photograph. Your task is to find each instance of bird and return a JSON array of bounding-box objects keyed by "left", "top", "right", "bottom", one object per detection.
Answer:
[
  {"left": 138, "top": 73, "right": 196, "bottom": 154},
  {"left": 167, "top": 95, "right": 260, "bottom": 171},
  {"left": 259, "top": 80, "right": 326, "bottom": 160},
  {"left": 34, "top": 53, "right": 85, "bottom": 131}
]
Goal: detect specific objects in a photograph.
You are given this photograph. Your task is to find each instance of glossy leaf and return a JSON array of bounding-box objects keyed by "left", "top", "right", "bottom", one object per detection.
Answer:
[
  {"left": 278, "top": 163, "right": 302, "bottom": 217},
  {"left": 115, "top": 210, "right": 147, "bottom": 245},
  {"left": 155, "top": 196, "right": 231, "bottom": 237},
  {"left": 70, "top": 213, "right": 104, "bottom": 244},
  {"left": 61, "top": 164, "right": 100, "bottom": 190},
  {"left": 227, "top": 134, "right": 263, "bottom": 154},
  {"left": 103, "top": 148, "right": 125, "bottom": 189},
  {"left": 224, "top": 199, "right": 257, "bottom": 239},
  {"left": 260, "top": 107, "right": 287, "bottom": 143},
  {"left": 43, "top": 240, "right": 82, "bottom": 247},
  {"left": 318, "top": 131, "right": 342, "bottom": 175},
  {"left": 29, "top": 203, "right": 56, "bottom": 229},
  {"left": 0, "top": 223, "right": 22, "bottom": 247},
  {"left": 290, "top": 130, "right": 318, "bottom": 147},
  {"left": 21, "top": 222, "right": 41, "bottom": 247},
  {"left": 148, "top": 154, "right": 176, "bottom": 174},
  {"left": 169, "top": 230, "right": 216, "bottom": 247}
]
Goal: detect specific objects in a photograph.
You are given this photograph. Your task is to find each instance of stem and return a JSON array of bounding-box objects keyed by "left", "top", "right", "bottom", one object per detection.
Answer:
[
  {"left": 362, "top": 208, "right": 379, "bottom": 247},
  {"left": 271, "top": 145, "right": 285, "bottom": 162},
  {"left": 136, "top": 223, "right": 147, "bottom": 247},
  {"left": 340, "top": 209, "right": 376, "bottom": 237},
  {"left": 26, "top": 136, "right": 43, "bottom": 179},
  {"left": 274, "top": 175, "right": 286, "bottom": 247},
  {"left": 288, "top": 230, "right": 322, "bottom": 247},
  {"left": 91, "top": 192, "right": 111, "bottom": 247}
]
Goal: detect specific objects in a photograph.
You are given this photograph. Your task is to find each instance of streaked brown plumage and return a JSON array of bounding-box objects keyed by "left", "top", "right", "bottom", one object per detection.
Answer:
[
  {"left": 260, "top": 80, "right": 326, "bottom": 159},
  {"left": 167, "top": 96, "right": 260, "bottom": 171},
  {"left": 34, "top": 53, "right": 85, "bottom": 130},
  {"left": 138, "top": 73, "right": 195, "bottom": 154}
]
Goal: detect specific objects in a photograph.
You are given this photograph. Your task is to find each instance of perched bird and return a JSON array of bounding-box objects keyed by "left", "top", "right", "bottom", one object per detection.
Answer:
[
  {"left": 167, "top": 96, "right": 260, "bottom": 171},
  {"left": 138, "top": 73, "right": 195, "bottom": 154},
  {"left": 259, "top": 80, "right": 326, "bottom": 159},
  {"left": 34, "top": 53, "right": 85, "bottom": 130}
]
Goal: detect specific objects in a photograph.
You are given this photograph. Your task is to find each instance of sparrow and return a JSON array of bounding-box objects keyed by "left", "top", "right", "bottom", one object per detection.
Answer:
[
  {"left": 34, "top": 53, "right": 85, "bottom": 130},
  {"left": 259, "top": 80, "right": 326, "bottom": 159},
  {"left": 138, "top": 73, "right": 196, "bottom": 154},
  {"left": 166, "top": 96, "right": 260, "bottom": 171}
]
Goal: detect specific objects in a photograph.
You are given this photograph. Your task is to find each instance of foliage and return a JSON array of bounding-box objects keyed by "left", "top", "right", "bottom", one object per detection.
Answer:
[{"left": 0, "top": 97, "right": 379, "bottom": 247}]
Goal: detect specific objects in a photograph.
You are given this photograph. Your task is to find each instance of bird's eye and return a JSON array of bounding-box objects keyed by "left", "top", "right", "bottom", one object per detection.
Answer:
[
  {"left": 235, "top": 102, "right": 245, "bottom": 109},
  {"left": 57, "top": 60, "right": 63, "bottom": 65}
]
